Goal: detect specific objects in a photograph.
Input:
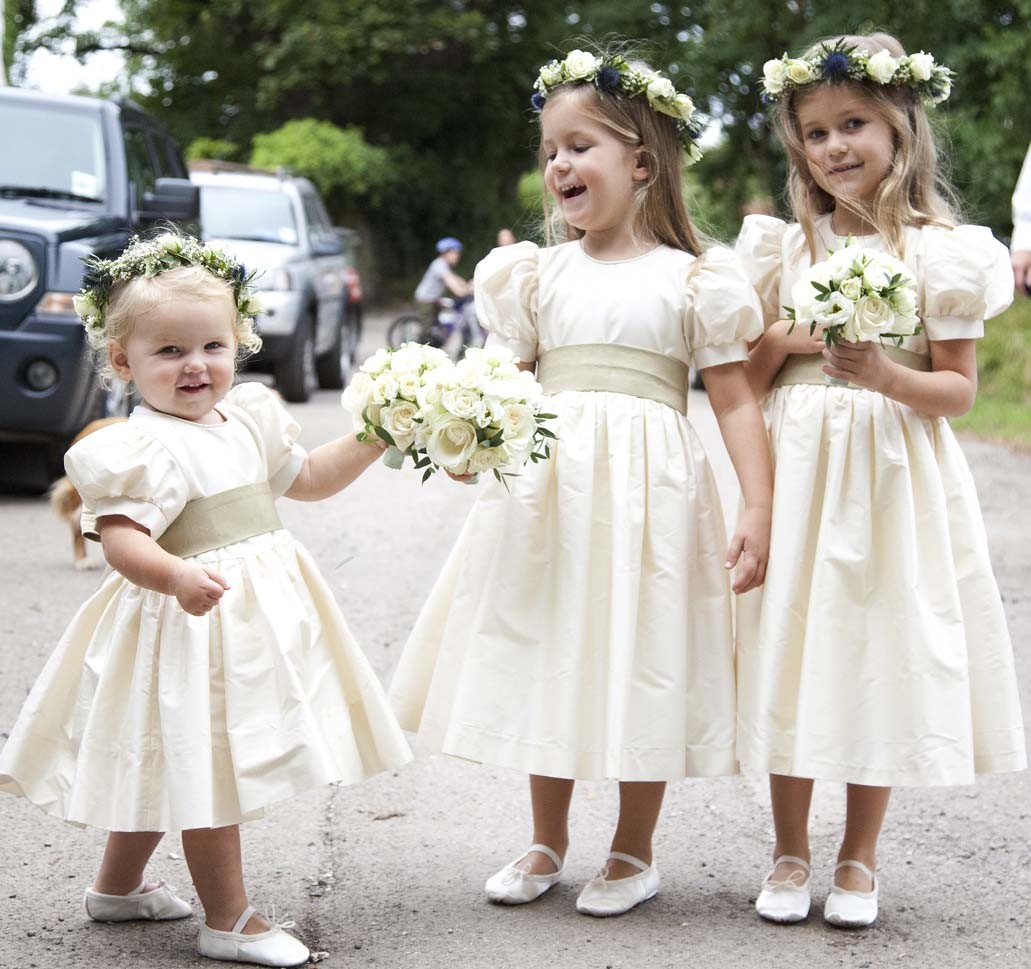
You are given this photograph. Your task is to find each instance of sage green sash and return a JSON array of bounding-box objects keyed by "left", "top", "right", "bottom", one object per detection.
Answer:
[
  {"left": 157, "top": 481, "right": 283, "bottom": 559},
  {"left": 537, "top": 343, "right": 690, "bottom": 414},
  {"left": 772, "top": 344, "right": 931, "bottom": 389}
]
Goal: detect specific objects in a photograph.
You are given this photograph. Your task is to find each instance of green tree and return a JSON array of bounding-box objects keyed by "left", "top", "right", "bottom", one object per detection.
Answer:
[{"left": 2, "top": 0, "right": 36, "bottom": 84}]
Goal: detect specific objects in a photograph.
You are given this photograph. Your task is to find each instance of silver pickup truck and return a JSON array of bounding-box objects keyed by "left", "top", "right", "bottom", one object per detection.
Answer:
[{"left": 191, "top": 165, "right": 362, "bottom": 402}]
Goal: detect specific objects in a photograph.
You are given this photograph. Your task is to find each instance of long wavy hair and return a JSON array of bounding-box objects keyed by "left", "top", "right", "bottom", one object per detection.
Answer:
[
  {"left": 772, "top": 32, "right": 960, "bottom": 260},
  {"left": 537, "top": 68, "right": 706, "bottom": 256}
]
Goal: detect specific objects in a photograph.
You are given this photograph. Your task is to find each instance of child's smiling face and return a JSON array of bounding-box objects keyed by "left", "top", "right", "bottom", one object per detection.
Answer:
[
  {"left": 540, "top": 90, "right": 648, "bottom": 238},
  {"left": 797, "top": 83, "right": 896, "bottom": 208},
  {"left": 108, "top": 297, "right": 237, "bottom": 424}
]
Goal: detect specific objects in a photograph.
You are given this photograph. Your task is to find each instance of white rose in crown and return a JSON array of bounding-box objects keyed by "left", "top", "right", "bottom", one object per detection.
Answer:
[
  {"left": 785, "top": 59, "right": 814, "bottom": 84},
  {"left": 73, "top": 292, "right": 97, "bottom": 319},
  {"left": 866, "top": 50, "right": 898, "bottom": 84},
  {"left": 763, "top": 59, "right": 787, "bottom": 95},
  {"left": 908, "top": 52, "right": 934, "bottom": 82},
  {"left": 674, "top": 93, "right": 695, "bottom": 121},
  {"left": 539, "top": 61, "right": 563, "bottom": 87},
  {"left": 647, "top": 75, "right": 677, "bottom": 104},
  {"left": 564, "top": 50, "right": 599, "bottom": 80},
  {"left": 426, "top": 416, "right": 479, "bottom": 473}
]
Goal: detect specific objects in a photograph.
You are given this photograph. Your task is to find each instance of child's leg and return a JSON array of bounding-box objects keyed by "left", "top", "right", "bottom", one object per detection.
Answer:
[
  {"left": 94, "top": 832, "right": 165, "bottom": 894},
  {"left": 513, "top": 774, "right": 575, "bottom": 874},
  {"left": 837, "top": 784, "right": 891, "bottom": 890},
  {"left": 181, "top": 825, "right": 268, "bottom": 933},
  {"left": 769, "top": 774, "right": 815, "bottom": 881},
  {"left": 606, "top": 781, "right": 666, "bottom": 879}
]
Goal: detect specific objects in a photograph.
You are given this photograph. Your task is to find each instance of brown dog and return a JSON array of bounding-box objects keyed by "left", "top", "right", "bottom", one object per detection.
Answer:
[{"left": 50, "top": 417, "right": 128, "bottom": 569}]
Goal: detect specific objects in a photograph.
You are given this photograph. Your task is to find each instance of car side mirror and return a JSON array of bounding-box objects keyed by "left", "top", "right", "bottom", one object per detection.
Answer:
[
  {"left": 310, "top": 232, "right": 343, "bottom": 257},
  {"left": 139, "top": 178, "right": 200, "bottom": 223}
]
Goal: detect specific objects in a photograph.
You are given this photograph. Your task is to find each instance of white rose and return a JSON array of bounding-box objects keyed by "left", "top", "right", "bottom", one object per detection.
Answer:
[
  {"left": 360, "top": 347, "right": 391, "bottom": 375},
  {"left": 156, "top": 234, "right": 183, "bottom": 254},
  {"left": 467, "top": 445, "right": 509, "bottom": 474},
  {"left": 852, "top": 295, "right": 896, "bottom": 340},
  {"left": 388, "top": 344, "right": 425, "bottom": 373},
  {"left": 866, "top": 50, "right": 898, "bottom": 85},
  {"left": 674, "top": 93, "right": 695, "bottom": 121},
  {"left": 395, "top": 372, "right": 422, "bottom": 401},
  {"left": 426, "top": 416, "right": 478, "bottom": 472},
  {"left": 908, "top": 52, "right": 934, "bottom": 82},
  {"left": 242, "top": 294, "right": 264, "bottom": 315},
  {"left": 539, "top": 61, "right": 563, "bottom": 87},
  {"left": 441, "top": 386, "right": 486, "bottom": 422},
  {"left": 563, "top": 50, "right": 598, "bottom": 80},
  {"left": 379, "top": 400, "right": 420, "bottom": 452},
  {"left": 371, "top": 372, "right": 399, "bottom": 404},
  {"left": 891, "top": 285, "right": 917, "bottom": 317},
  {"left": 762, "top": 59, "right": 787, "bottom": 94},
  {"left": 502, "top": 402, "right": 536, "bottom": 441},
  {"left": 785, "top": 59, "right": 814, "bottom": 85},
  {"left": 420, "top": 344, "right": 450, "bottom": 369},
  {"left": 647, "top": 75, "right": 676, "bottom": 103},
  {"left": 452, "top": 357, "right": 486, "bottom": 390},
  {"left": 341, "top": 372, "right": 374, "bottom": 418},
  {"left": 862, "top": 263, "right": 894, "bottom": 294},
  {"left": 838, "top": 276, "right": 863, "bottom": 301},
  {"left": 72, "top": 292, "right": 96, "bottom": 318},
  {"left": 790, "top": 267, "right": 832, "bottom": 324}
]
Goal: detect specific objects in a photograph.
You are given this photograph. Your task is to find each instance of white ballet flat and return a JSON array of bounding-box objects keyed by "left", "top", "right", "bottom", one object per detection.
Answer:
[
  {"left": 84, "top": 880, "right": 193, "bottom": 922},
  {"left": 824, "top": 860, "right": 878, "bottom": 928},
  {"left": 755, "top": 855, "right": 811, "bottom": 923},
  {"left": 485, "top": 843, "right": 564, "bottom": 904},
  {"left": 197, "top": 905, "right": 309, "bottom": 967},
  {"left": 575, "top": 852, "right": 659, "bottom": 917}
]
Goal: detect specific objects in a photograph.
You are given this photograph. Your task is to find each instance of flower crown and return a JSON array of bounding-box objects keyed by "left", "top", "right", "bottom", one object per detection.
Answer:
[
  {"left": 74, "top": 232, "right": 263, "bottom": 343},
  {"left": 761, "top": 41, "right": 953, "bottom": 105},
  {"left": 531, "top": 50, "right": 704, "bottom": 163}
]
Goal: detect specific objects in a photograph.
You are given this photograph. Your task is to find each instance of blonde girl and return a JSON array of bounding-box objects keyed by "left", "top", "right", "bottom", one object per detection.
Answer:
[
  {"left": 736, "top": 33, "right": 1026, "bottom": 928},
  {"left": 389, "top": 46, "right": 773, "bottom": 917},
  {"left": 0, "top": 234, "right": 411, "bottom": 966}
]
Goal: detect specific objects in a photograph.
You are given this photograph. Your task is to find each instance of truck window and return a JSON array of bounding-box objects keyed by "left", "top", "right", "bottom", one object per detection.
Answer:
[{"left": 123, "top": 125, "right": 158, "bottom": 199}]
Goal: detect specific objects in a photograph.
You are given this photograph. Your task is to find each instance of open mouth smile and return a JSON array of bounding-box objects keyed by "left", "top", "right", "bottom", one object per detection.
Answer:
[
  {"left": 177, "top": 382, "right": 210, "bottom": 394},
  {"left": 830, "top": 162, "right": 863, "bottom": 175},
  {"left": 560, "top": 184, "right": 586, "bottom": 200}
]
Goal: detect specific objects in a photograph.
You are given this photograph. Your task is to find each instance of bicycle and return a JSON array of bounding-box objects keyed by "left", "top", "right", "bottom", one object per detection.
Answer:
[{"left": 386, "top": 298, "right": 479, "bottom": 360}]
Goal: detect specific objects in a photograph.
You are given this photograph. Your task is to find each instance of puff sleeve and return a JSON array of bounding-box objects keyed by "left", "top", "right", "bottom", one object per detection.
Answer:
[
  {"left": 64, "top": 423, "right": 188, "bottom": 542},
  {"left": 684, "top": 246, "right": 765, "bottom": 369},
  {"left": 734, "top": 215, "right": 789, "bottom": 326},
  {"left": 473, "top": 241, "right": 540, "bottom": 362},
  {"left": 223, "top": 382, "right": 307, "bottom": 496},
  {"left": 920, "top": 225, "right": 1015, "bottom": 340}
]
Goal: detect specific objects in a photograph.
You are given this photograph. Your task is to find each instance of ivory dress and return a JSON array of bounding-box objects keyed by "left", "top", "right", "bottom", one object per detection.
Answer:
[
  {"left": 735, "top": 214, "right": 1027, "bottom": 787},
  {"left": 0, "top": 382, "right": 411, "bottom": 831},
  {"left": 388, "top": 239, "right": 763, "bottom": 781}
]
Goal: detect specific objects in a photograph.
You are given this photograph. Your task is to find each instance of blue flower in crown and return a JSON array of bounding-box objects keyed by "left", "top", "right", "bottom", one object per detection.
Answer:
[
  {"left": 530, "top": 91, "right": 545, "bottom": 112},
  {"left": 823, "top": 51, "right": 851, "bottom": 80}
]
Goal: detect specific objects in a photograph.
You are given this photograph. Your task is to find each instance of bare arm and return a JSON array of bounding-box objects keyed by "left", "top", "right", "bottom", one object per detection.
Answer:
[
  {"left": 285, "top": 433, "right": 385, "bottom": 502},
  {"left": 743, "top": 319, "right": 825, "bottom": 399},
  {"left": 700, "top": 361, "right": 774, "bottom": 593},
  {"left": 99, "top": 516, "right": 229, "bottom": 616},
  {"left": 822, "top": 338, "right": 977, "bottom": 417},
  {"left": 442, "top": 269, "right": 473, "bottom": 299}
]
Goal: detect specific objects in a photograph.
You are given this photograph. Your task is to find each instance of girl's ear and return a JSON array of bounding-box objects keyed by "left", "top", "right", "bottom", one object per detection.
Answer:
[
  {"left": 108, "top": 339, "right": 132, "bottom": 382},
  {"left": 632, "top": 149, "right": 651, "bottom": 183}
]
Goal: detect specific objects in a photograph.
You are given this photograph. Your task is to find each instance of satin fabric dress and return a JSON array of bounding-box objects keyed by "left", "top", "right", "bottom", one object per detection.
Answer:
[
  {"left": 734, "top": 214, "right": 1027, "bottom": 787},
  {"left": 0, "top": 383, "right": 411, "bottom": 831},
  {"left": 389, "top": 240, "right": 763, "bottom": 781}
]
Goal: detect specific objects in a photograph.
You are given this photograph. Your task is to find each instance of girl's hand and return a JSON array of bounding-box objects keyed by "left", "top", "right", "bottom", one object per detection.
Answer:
[
  {"left": 822, "top": 340, "right": 893, "bottom": 392},
  {"left": 446, "top": 471, "right": 479, "bottom": 485},
  {"left": 172, "top": 562, "right": 230, "bottom": 616},
  {"left": 725, "top": 505, "right": 771, "bottom": 595},
  {"left": 772, "top": 318, "right": 825, "bottom": 355}
]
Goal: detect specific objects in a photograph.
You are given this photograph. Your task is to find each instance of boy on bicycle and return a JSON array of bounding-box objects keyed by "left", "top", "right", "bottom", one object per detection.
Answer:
[{"left": 414, "top": 237, "right": 482, "bottom": 347}]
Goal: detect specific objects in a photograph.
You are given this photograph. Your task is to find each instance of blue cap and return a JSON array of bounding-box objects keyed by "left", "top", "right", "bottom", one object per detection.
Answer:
[{"left": 435, "top": 237, "right": 463, "bottom": 253}]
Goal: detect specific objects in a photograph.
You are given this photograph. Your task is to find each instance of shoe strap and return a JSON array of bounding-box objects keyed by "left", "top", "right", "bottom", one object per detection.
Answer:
[
  {"left": 772, "top": 855, "right": 811, "bottom": 874},
  {"left": 606, "top": 851, "right": 649, "bottom": 872},
  {"left": 527, "top": 843, "right": 563, "bottom": 870},
  {"left": 835, "top": 859, "right": 874, "bottom": 881},
  {"left": 127, "top": 880, "right": 147, "bottom": 897},
  {"left": 231, "top": 905, "right": 257, "bottom": 936}
]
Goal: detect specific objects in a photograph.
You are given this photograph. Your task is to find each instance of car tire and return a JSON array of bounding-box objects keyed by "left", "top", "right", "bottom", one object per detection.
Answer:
[
  {"left": 276, "top": 312, "right": 317, "bottom": 403},
  {"left": 316, "top": 302, "right": 361, "bottom": 390}
]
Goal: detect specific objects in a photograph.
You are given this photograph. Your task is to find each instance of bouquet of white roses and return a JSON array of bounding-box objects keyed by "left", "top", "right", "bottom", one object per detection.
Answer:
[
  {"left": 786, "top": 239, "right": 921, "bottom": 347},
  {"left": 343, "top": 344, "right": 556, "bottom": 484},
  {"left": 341, "top": 341, "right": 451, "bottom": 464}
]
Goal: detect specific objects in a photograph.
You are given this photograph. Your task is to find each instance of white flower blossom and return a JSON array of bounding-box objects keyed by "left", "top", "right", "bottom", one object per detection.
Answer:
[
  {"left": 563, "top": 50, "right": 599, "bottom": 80},
  {"left": 866, "top": 50, "right": 898, "bottom": 85},
  {"left": 908, "top": 52, "right": 934, "bottom": 82}
]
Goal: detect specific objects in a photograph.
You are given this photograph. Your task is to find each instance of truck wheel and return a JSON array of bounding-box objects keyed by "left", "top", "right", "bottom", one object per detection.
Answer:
[
  {"left": 315, "top": 302, "right": 360, "bottom": 390},
  {"left": 276, "top": 313, "right": 317, "bottom": 403}
]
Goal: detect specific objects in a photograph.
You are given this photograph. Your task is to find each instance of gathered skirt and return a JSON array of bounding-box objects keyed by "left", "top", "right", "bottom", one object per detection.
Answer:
[
  {"left": 736, "top": 384, "right": 1026, "bottom": 787},
  {"left": 0, "top": 530, "right": 412, "bottom": 831},
  {"left": 389, "top": 389, "right": 738, "bottom": 781}
]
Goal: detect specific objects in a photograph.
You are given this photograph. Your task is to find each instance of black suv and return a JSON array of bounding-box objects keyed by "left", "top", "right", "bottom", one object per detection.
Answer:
[{"left": 0, "top": 87, "right": 198, "bottom": 492}]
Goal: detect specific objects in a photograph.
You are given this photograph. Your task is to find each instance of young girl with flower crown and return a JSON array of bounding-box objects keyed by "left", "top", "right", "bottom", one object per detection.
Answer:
[
  {"left": 389, "top": 46, "right": 773, "bottom": 917},
  {"left": 0, "top": 233, "right": 411, "bottom": 966},
  {"left": 735, "top": 32, "right": 1026, "bottom": 929}
]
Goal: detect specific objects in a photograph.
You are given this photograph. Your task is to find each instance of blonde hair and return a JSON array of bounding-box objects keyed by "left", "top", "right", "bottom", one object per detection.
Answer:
[
  {"left": 772, "top": 32, "right": 960, "bottom": 260},
  {"left": 538, "top": 79, "right": 706, "bottom": 256},
  {"left": 98, "top": 265, "right": 262, "bottom": 385}
]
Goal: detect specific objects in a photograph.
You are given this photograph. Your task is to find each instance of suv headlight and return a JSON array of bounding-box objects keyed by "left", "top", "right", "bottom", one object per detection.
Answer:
[
  {"left": 36, "top": 292, "right": 78, "bottom": 315},
  {"left": 0, "top": 240, "right": 40, "bottom": 301},
  {"left": 266, "top": 269, "right": 294, "bottom": 291}
]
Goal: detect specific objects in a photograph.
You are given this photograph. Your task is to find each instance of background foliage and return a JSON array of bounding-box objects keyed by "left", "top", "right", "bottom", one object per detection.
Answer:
[{"left": 12, "top": 1, "right": 1031, "bottom": 292}]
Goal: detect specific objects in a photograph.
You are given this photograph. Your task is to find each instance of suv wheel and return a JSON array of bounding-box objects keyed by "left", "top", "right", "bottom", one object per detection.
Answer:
[
  {"left": 276, "top": 313, "right": 317, "bottom": 403},
  {"left": 316, "top": 302, "right": 361, "bottom": 390}
]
